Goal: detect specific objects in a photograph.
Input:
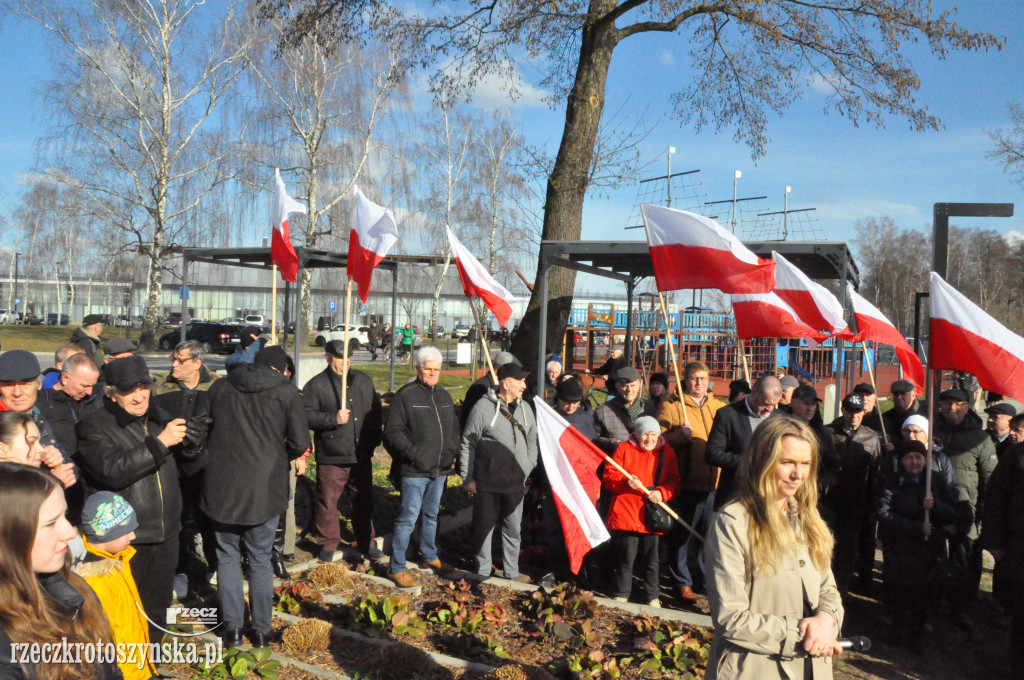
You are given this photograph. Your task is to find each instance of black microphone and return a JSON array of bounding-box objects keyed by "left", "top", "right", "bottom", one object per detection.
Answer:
[{"left": 838, "top": 636, "right": 871, "bottom": 652}]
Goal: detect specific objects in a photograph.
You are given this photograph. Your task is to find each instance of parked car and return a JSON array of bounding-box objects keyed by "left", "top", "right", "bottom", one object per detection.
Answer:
[
  {"left": 158, "top": 322, "right": 245, "bottom": 354},
  {"left": 313, "top": 324, "right": 369, "bottom": 352},
  {"left": 452, "top": 324, "right": 471, "bottom": 339},
  {"left": 218, "top": 316, "right": 245, "bottom": 325},
  {"left": 426, "top": 325, "right": 446, "bottom": 338},
  {"left": 46, "top": 313, "right": 70, "bottom": 326},
  {"left": 166, "top": 312, "right": 183, "bottom": 327},
  {"left": 244, "top": 314, "right": 266, "bottom": 326},
  {"left": 0, "top": 309, "right": 14, "bottom": 324},
  {"left": 113, "top": 314, "right": 143, "bottom": 327},
  {"left": 24, "top": 315, "right": 44, "bottom": 325}
]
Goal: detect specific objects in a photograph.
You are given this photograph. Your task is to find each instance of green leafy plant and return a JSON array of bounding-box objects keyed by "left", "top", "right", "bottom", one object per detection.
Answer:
[
  {"left": 340, "top": 593, "right": 428, "bottom": 638},
  {"left": 273, "top": 581, "right": 323, "bottom": 614},
  {"left": 634, "top": 623, "right": 710, "bottom": 677},
  {"left": 194, "top": 646, "right": 281, "bottom": 679},
  {"left": 562, "top": 649, "right": 629, "bottom": 679}
]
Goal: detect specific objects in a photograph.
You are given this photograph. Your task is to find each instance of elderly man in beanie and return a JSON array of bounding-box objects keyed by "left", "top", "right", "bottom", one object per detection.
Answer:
[
  {"left": 934, "top": 387, "right": 997, "bottom": 630},
  {"left": 460, "top": 361, "right": 538, "bottom": 582},
  {"left": 823, "top": 392, "right": 882, "bottom": 594},
  {"left": 77, "top": 355, "right": 192, "bottom": 641},
  {"left": 75, "top": 491, "right": 156, "bottom": 680},
  {"left": 201, "top": 345, "right": 310, "bottom": 648},
  {"left": 383, "top": 346, "right": 459, "bottom": 588},
  {"left": 647, "top": 372, "right": 670, "bottom": 411},
  {"left": 0, "top": 350, "right": 78, "bottom": 492},
  {"left": 70, "top": 314, "right": 106, "bottom": 364},
  {"left": 706, "top": 375, "right": 782, "bottom": 511},
  {"left": 594, "top": 366, "right": 657, "bottom": 455},
  {"left": 304, "top": 339, "right": 382, "bottom": 564}
]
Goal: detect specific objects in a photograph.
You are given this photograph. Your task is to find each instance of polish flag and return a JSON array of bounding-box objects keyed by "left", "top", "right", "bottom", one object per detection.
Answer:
[
  {"left": 641, "top": 203, "right": 775, "bottom": 294},
  {"left": 348, "top": 188, "right": 399, "bottom": 303},
  {"left": 446, "top": 227, "right": 517, "bottom": 327},
  {"left": 732, "top": 292, "right": 829, "bottom": 341},
  {"left": 930, "top": 272, "right": 1024, "bottom": 403},
  {"left": 844, "top": 284, "right": 925, "bottom": 394},
  {"left": 533, "top": 398, "right": 610, "bottom": 575},
  {"left": 772, "top": 252, "right": 850, "bottom": 336},
  {"left": 271, "top": 169, "right": 305, "bottom": 283}
]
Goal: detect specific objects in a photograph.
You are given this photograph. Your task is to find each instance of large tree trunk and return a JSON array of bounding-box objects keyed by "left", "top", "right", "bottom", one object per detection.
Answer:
[
  {"left": 138, "top": 246, "right": 164, "bottom": 350},
  {"left": 510, "top": 3, "right": 619, "bottom": 368}
]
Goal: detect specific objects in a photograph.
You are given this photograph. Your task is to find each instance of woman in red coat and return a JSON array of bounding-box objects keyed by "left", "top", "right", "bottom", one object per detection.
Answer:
[{"left": 603, "top": 416, "right": 681, "bottom": 606}]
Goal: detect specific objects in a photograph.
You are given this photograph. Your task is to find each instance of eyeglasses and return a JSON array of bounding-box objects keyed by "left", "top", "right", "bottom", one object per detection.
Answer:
[{"left": 170, "top": 354, "right": 196, "bottom": 364}]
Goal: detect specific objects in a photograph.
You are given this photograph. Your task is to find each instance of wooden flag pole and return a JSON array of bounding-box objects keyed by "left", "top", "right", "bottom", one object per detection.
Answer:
[
  {"left": 739, "top": 338, "right": 751, "bottom": 385},
  {"left": 658, "top": 292, "right": 689, "bottom": 427},
  {"left": 861, "top": 341, "right": 889, "bottom": 445},
  {"left": 270, "top": 265, "right": 278, "bottom": 345},
  {"left": 469, "top": 301, "right": 498, "bottom": 384},
  {"left": 600, "top": 448, "right": 703, "bottom": 540},
  {"left": 924, "top": 367, "right": 934, "bottom": 527},
  {"left": 341, "top": 278, "right": 354, "bottom": 403}
]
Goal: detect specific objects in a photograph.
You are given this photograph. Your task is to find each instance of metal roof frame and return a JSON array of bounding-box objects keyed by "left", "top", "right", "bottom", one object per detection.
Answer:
[
  {"left": 179, "top": 247, "right": 442, "bottom": 390},
  {"left": 535, "top": 239, "right": 859, "bottom": 418}
]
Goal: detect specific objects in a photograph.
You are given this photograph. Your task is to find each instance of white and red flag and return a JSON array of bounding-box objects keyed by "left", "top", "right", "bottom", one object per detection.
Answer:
[
  {"left": 843, "top": 284, "right": 925, "bottom": 394},
  {"left": 641, "top": 203, "right": 775, "bottom": 294},
  {"left": 348, "top": 188, "right": 399, "bottom": 302},
  {"left": 732, "top": 292, "right": 828, "bottom": 341},
  {"left": 271, "top": 168, "right": 306, "bottom": 283},
  {"left": 446, "top": 226, "right": 517, "bottom": 327},
  {"left": 929, "top": 272, "right": 1024, "bottom": 403},
  {"left": 772, "top": 251, "right": 850, "bottom": 336},
  {"left": 533, "top": 398, "right": 610, "bottom": 575}
]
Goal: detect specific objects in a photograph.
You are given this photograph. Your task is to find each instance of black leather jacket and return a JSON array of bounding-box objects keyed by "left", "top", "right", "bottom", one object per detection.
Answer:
[
  {"left": 77, "top": 398, "right": 189, "bottom": 544},
  {"left": 384, "top": 379, "right": 459, "bottom": 480},
  {"left": 303, "top": 368, "right": 381, "bottom": 465}
]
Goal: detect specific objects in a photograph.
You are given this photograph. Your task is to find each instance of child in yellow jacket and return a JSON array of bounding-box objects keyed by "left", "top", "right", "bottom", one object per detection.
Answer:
[{"left": 76, "top": 491, "right": 157, "bottom": 680}]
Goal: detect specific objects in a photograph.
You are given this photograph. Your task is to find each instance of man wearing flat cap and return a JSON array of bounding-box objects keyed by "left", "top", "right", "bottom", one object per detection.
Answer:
[
  {"left": 824, "top": 392, "right": 882, "bottom": 594},
  {"left": 77, "top": 354, "right": 192, "bottom": 641},
  {"left": 883, "top": 379, "right": 921, "bottom": 446},
  {"left": 935, "top": 387, "right": 997, "bottom": 629},
  {"left": 0, "top": 349, "right": 79, "bottom": 493},
  {"left": 985, "top": 401, "right": 1017, "bottom": 461},
  {"left": 201, "top": 345, "right": 310, "bottom": 648},
  {"left": 103, "top": 336, "right": 136, "bottom": 362},
  {"left": 459, "top": 361, "right": 538, "bottom": 581},
  {"left": 303, "top": 340, "right": 382, "bottom": 565},
  {"left": 594, "top": 365, "right": 657, "bottom": 455},
  {"left": 70, "top": 314, "right": 106, "bottom": 365}
]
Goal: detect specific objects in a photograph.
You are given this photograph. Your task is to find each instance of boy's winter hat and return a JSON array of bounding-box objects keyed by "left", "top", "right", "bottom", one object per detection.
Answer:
[{"left": 81, "top": 491, "right": 138, "bottom": 543}]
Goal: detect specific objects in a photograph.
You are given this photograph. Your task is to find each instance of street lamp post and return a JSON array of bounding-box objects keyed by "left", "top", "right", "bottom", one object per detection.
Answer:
[
  {"left": 666, "top": 146, "right": 676, "bottom": 207},
  {"left": 732, "top": 170, "right": 742, "bottom": 234},
  {"left": 783, "top": 186, "right": 792, "bottom": 240}
]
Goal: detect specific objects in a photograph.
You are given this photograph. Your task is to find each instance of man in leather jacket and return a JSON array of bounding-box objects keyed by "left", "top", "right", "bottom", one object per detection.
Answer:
[{"left": 77, "top": 355, "right": 191, "bottom": 641}]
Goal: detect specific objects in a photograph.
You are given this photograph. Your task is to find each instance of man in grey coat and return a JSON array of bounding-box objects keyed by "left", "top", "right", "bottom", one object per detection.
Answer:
[{"left": 460, "top": 362, "right": 539, "bottom": 581}]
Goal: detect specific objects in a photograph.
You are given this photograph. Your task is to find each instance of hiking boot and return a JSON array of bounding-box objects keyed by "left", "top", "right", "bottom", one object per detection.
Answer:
[
  {"left": 424, "top": 558, "right": 454, "bottom": 573},
  {"left": 389, "top": 571, "right": 419, "bottom": 588},
  {"left": 679, "top": 586, "right": 698, "bottom": 602}
]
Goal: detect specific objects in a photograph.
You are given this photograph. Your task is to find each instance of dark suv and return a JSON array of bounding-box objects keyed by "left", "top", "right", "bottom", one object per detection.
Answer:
[{"left": 158, "top": 322, "right": 244, "bottom": 353}]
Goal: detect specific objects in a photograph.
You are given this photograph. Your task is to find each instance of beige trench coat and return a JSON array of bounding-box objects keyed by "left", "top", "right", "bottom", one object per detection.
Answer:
[{"left": 705, "top": 503, "right": 844, "bottom": 680}]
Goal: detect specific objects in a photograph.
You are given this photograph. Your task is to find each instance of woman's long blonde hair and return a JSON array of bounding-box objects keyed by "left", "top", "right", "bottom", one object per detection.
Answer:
[{"left": 737, "top": 416, "right": 833, "bottom": 574}]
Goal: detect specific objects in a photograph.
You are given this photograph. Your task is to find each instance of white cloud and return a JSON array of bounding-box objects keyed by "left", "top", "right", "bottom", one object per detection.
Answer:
[
  {"left": 812, "top": 198, "right": 921, "bottom": 226},
  {"left": 805, "top": 73, "right": 837, "bottom": 95},
  {"left": 470, "top": 71, "right": 548, "bottom": 110},
  {"left": 1003, "top": 230, "right": 1024, "bottom": 246},
  {"left": 659, "top": 51, "right": 675, "bottom": 67}
]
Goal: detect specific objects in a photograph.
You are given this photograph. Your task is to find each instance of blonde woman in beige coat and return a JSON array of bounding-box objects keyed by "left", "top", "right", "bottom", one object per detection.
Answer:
[{"left": 705, "top": 417, "right": 844, "bottom": 680}]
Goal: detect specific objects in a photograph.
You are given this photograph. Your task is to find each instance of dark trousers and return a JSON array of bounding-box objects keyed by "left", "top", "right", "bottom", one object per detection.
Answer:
[
  {"left": 830, "top": 508, "right": 866, "bottom": 592},
  {"left": 472, "top": 487, "right": 527, "bottom": 578},
  {"left": 1003, "top": 576, "right": 1024, "bottom": 678},
  {"left": 885, "top": 580, "right": 935, "bottom": 641},
  {"left": 133, "top": 536, "right": 180, "bottom": 643},
  {"left": 612, "top": 530, "right": 660, "bottom": 602},
  {"left": 315, "top": 460, "right": 376, "bottom": 553},
  {"left": 368, "top": 343, "right": 378, "bottom": 360},
  {"left": 214, "top": 515, "right": 278, "bottom": 634},
  {"left": 177, "top": 473, "right": 217, "bottom": 573},
  {"left": 856, "top": 514, "right": 878, "bottom": 586},
  {"left": 948, "top": 533, "right": 985, "bottom": 608},
  {"left": 666, "top": 490, "right": 708, "bottom": 588}
]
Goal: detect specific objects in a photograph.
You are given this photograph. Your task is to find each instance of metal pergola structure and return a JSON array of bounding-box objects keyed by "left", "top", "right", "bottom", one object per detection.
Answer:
[
  {"left": 179, "top": 246, "right": 441, "bottom": 390},
  {"left": 535, "top": 240, "right": 860, "bottom": 418}
]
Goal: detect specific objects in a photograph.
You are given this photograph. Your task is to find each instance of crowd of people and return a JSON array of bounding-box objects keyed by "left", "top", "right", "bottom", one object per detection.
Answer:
[{"left": 0, "top": 314, "right": 1021, "bottom": 679}]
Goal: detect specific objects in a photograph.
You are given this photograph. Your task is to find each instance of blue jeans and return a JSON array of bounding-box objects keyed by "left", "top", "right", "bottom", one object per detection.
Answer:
[
  {"left": 390, "top": 475, "right": 447, "bottom": 574},
  {"left": 214, "top": 515, "right": 278, "bottom": 634}
]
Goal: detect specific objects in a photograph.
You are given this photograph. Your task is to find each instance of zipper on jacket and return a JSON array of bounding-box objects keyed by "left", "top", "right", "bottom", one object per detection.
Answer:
[{"left": 431, "top": 386, "right": 444, "bottom": 477}]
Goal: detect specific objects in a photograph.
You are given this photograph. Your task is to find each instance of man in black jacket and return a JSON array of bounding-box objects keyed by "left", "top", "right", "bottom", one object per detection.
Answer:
[
  {"left": 705, "top": 375, "right": 782, "bottom": 511},
  {"left": 304, "top": 340, "right": 382, "bottom": 563},
  {"left": 77, "top": 355, "right": 189, "bottom": 641},
  {"left": 367, "top": 321, "right": 381, "bottom": 361},
  {"left": 882, "top": 379, "right": 921, "bottom": 446},
  {"left": 201, "top": 346, "right": 310, "bottom": 649},
  {"left": 383, "top": 346, "right": 459, "bottom": 588},
  {"left": 824, "top": 393, "right": 882, "bottom": 594}
]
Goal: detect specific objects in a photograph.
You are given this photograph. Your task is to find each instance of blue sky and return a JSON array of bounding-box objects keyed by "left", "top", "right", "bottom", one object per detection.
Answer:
[{"left": 2, "top": 2, "right": 1023, "bottom": 288}]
